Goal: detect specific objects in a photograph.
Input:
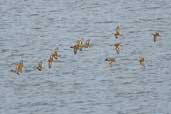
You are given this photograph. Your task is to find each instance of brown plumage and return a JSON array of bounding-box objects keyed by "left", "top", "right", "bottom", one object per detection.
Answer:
[
  {"left": 52, "top": 48, "right": 60, "bottom": 60},
  {"left": 77, "top": 39, "right": 84, "bottom": 51},
  {"left": 84, "top": 39, "right": 91, "bottom": 48},
  {"left": 70, "top": 39, "right": 84, "bottom": 54},
  {"left": 36, "top": 61, "right": 43, "bottom": 71},
  {"left": 114, "top": 43, "right": 121, "bottom": 54},
  {"left": 70, "top": 44, "right": 79, "bottom": 55},
  {"left": 48, "top": 55, "right": 53, "bottom": 68},
  {"left": 113, "top": 32, "right": 121, "bottom": 38},
  {"left": 139, "top": 56, "right": 145, "bottom": 66},
  {"left": 16, "top": 60, "right": 24, "bottom": 75},
  {"left": 113, "top": 25, "right": 122, "bottom": 38},
  {"left": 152, "top": 32, "right": 160, "bottom": 42},
  {"left": 105, "top": 57, "right": 116, "bottom": 65}
]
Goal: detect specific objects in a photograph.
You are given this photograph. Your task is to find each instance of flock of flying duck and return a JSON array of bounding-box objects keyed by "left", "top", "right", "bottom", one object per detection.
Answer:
[{"left": 13, "top": 24, "right": 161, "bottom": 75}]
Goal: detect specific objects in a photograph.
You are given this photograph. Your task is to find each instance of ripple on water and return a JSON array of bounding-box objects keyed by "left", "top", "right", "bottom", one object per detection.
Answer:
[{"left": 1, "top": 0, "right": 171, "bottom": 114}]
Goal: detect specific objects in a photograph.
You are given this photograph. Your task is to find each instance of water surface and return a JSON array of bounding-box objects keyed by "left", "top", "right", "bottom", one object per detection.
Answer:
[{"left": 0, "top": 0, "right": 171, "bottom": 114}]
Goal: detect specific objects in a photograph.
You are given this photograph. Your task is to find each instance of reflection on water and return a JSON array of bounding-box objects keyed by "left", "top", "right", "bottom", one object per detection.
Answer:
[{"left": 0, "top": 0, "right": 171, "bottom": 114}]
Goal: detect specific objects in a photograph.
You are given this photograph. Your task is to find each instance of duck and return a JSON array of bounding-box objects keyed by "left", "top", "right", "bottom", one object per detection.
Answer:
[
  {"left": 76, "top": 38, "right": 84, "bottom": 51},
  {"left": 36, "top": 61, "right": 43, "bottom": 71},
  {"left": 113, "top": 24, "right": 122, "bottom": 38},
  {"left": 83, "top": 39, "right": 91, "bottom": 48},
  {"left": 16, "top": 60, "right": 24, "bottom": 75},
  {"left": 105, "top": 57, "right": 116, "bottom": 65},
  {"left": 152, "top": 32, "right": 160, "bottom": 42},
  {"left": 139, "top": 56, "right": 145, "bottom": 66},
  {"left": 71, "top": 44, "right": 79, "bottom": 55},
  {"left": 114, "top": 43, "right": 121, "bottom": 54},
  {"left": 52, "top": 48, "right": 60, "bottom": 60},
  {"left": 70, "top": 39, "right": 83, "bottom": 54},
  {"left": 48, "top": 55, "right": 54, "bottom": 68}
]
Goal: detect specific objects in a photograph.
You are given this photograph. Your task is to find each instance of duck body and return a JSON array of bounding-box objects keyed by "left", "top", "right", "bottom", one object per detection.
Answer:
[
  {"left": 36, "top": 61, "right": 43, "bottom": 71},
  {"left": 77, "top": 39, "right": 84, "bottom": 51},
  {"left": 83, "top": 39, "right": 91, "bottom": 48},
  {"left": 152, "top": 32, "right": 160, "bottom": 42},
  {"left": 16, "top": 60, "right": 24, "bottom": 75},
  {"left": 113, "top": 25, "right": 122, "bottom": 38},
  {"left": 52, "top": 48, "right": 60, "bottom": 60},
  {"left": 71, "top": 39, "right": 84, "bottom": 54},
  {"left": 113, "top": 32, "right": 121, "bottom": 39},
  {"left": 48, "top": 55, "right": 53, "bottom": 68},
  {"left": 114, "top": 43, "right": 121, "bottom": 54},
  {"left": 139, "top": 56, "right": 145, "bottom": 66},
  {"left": 105, "top": 57, "right": 116, "bottom": 64},
  {"left": 71, "top": 44, "right": 79, "bottom": 55}
]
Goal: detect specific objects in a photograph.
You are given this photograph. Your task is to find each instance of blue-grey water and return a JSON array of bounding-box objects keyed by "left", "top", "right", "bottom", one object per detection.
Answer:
[{"left": 1, "top": 0, "right": 171, "bottom": 114}]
